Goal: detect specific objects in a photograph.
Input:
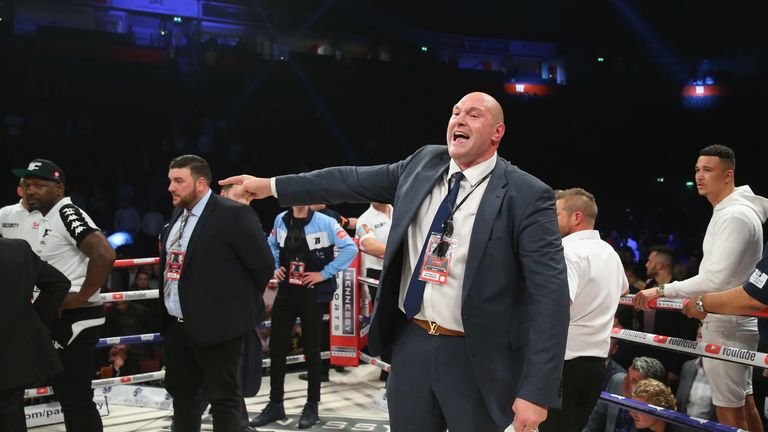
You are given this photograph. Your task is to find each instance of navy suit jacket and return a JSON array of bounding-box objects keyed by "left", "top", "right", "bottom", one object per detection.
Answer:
[
  {"left": 585, "top": 372, "right": 628, "bottom": 432},
  {"left": 276, "top": 145, "right": 570, "bottom": 426},
  {"left": 159, "top": 193, "right": 274, "bottom": 348}
]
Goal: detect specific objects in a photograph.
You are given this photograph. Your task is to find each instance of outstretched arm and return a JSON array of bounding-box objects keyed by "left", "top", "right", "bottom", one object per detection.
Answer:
[{"left": 682, "top": 286, "right": 767, "bottom": 320}]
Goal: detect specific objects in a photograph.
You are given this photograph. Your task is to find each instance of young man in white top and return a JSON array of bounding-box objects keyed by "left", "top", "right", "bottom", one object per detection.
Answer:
[
  {"left": 634, "top": 144, "right": 768, "bottom": 430},
  {"left": 540, "top": 188, "right": 628, "bottom": 431},
  {"left": 356, "top": 202, "right": 393, "bottom": 380},
  {"left": 356, "top": 202, "right": 392, "bottom": 281}
]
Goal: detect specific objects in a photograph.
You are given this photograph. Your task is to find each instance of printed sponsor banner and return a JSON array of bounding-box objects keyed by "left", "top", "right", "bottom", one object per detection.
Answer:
[
  {"left": 97, "top": 384, "right": 173, "bottom": 410},
  {"left": 331, "top": 243, "right": 360, "bottom": 367},
  {"left": 619, "top": 295, "right": 685, "bottom": 310},
  {"left": 359, "top": 353, "right": 391, "bottom": 373},
  {"left": 97, "top": 333, "right": 163, "bottom": 347},
  {"left": 24, "top": 386, "right": 53, "bottom": 399},
  {"left": 92, "top": 371, "right": 166, "bottom": 389},
  {"left": 100, "top": 289, "right": 158, "bottom": 302},
  {"left": 331, "top": 346, "right": 358, "bottom": 358},
  {"left": 611, "top": 328, "right": 768, "bottom": 369},
  {"left": 619, "top": 294, "right": 768, "bottom": 318},
  {"left": 25, "top": 396, "right": 109, "bottom": 428},
  {"left": 113, "top": 257, "right": 160, "bottom": 267}
]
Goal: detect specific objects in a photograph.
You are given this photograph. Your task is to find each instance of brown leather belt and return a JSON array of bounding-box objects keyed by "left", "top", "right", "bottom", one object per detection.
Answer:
[{"left": 412, "top": 318, "right": 465, "bottom": 337}]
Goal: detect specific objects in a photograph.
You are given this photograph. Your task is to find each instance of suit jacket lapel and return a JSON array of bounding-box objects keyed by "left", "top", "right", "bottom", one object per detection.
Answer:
[
  {"left": 384, "top": 152, "right": 451, "bottom": 269},
  {"left": 462, "top": 158, "right": 507, "bottom": 302},
  {"left": 184, "top": 193, "right": 216, "bottom": 262},
  {"left": 161, "top": 208, "right": 183, "bottom": 253}
]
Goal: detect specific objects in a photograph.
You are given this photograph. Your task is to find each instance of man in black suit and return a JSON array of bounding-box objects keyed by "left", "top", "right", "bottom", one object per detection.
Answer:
[
  {"left": 0, "top": 238, "right": 70, "bottom": 431},
  {"left": 160, "top": 155, "right": 274, "bottom": 432},
  {"left": 221, "top": 92, "right": 570, "bottom": 432}
]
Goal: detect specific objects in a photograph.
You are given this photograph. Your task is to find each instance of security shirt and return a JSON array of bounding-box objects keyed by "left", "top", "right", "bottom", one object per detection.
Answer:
[
  {"left": 13, "top": 197, "right": 102, "bottom": 305},
  {"left": 0, "top": 200, "right": 43, "bottom": 244}
]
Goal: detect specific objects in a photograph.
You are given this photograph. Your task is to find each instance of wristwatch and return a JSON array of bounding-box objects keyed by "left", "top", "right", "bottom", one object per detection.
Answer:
[
  {"left": 695, "top": 295, "right": 706, "bottom": 313},
  {"left": 657, "top": 284, "right": 665, "bottom": 298}
]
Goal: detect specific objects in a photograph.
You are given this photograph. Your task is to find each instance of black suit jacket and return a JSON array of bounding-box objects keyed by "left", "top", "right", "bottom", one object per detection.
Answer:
[
  {"left": 0, "top": 238, "right": 70, "bottom": 391},
  {"left": 276, "top": 145, "right": 570, "bottom": 426},
  {"left": 159, "top": 193, "right": 274, "bottom": 348}
]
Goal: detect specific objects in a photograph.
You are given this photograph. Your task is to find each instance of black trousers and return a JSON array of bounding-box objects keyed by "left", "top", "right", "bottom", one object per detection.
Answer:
[
  {"left": 319, "top": 300, "right": 331, "bottom": 377},
  {"left": 199, "top": 331, "right": 263, "bottom": 429},
  {"left": 269, "top": 285, "right": 323, "bottom": 403},
  {"left": 539, "top": 356, "right": 605, "bottom": 432},
  {"left": 165, "top": 319, "right": 244, "bottom": 432},
  {"left": 199, "top": 390, "right": 249, "bottom": 430},
  {"left": 49, "top": 307, "right": 105, "bottom": 432},
  {"left": 0, "top": 387, "right": 26, "bottom": 432}
]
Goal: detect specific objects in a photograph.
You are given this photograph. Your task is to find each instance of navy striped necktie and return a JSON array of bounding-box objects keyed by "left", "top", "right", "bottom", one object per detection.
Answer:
[{"left": 403, "top": 172, "right": 463, "bottom": 319}]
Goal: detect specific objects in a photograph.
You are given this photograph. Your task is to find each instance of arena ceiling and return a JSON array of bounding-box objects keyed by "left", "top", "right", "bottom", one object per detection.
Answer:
[{"left": 256, "top": 0, "right": 767, "bottom": 56}]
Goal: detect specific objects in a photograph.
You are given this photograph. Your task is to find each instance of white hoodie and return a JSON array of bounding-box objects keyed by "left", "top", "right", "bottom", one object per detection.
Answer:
[{"left": 665, "top": 186, "right": 768, "bottom": 316}]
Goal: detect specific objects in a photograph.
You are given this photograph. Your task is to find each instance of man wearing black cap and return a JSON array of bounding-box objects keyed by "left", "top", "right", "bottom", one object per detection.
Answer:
[{"left": 6, "top": 159, "right": 116, "bottom": 432}]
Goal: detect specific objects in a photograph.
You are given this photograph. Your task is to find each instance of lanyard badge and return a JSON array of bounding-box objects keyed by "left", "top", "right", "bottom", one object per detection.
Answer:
[
  {"left": 289, "top": 261, "right": 306, "bottom": 285},
  {"left": 418, "top": 232, "right": 458, "bottom": 285},
  {"left": 165, "top": 250, "right": 186, "bottom": 280}
]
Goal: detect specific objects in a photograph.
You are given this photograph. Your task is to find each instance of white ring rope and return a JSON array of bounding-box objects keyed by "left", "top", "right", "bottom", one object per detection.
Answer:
[
  {"left": 25, "top": 351, "right": 332, "bottom": 399},
  {"left": 358, "top": 353, "right": 391, "bottom": 373},
  {"left": 611, "top": 327, "right": 768, "bottom": 369}
]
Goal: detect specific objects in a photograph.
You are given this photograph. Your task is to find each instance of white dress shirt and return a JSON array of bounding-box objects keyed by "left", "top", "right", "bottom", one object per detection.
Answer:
[
  {"left": 686, "top": 359, "right": 713, "bottom": 420},
  {"left": 562, "top": 229, "right": 627, "bottom": 359},
  {"left": 356, "top": 204, "right": 392, "bottom": 272},
  {"left": 397, "top": 153, "right": 497, "bottom": 332},
  {"left": 270, "top": 155, "right": 496, "bottom": 331},
  {"left": 164, "top": 189, "right": 212, "bottom": 318}
]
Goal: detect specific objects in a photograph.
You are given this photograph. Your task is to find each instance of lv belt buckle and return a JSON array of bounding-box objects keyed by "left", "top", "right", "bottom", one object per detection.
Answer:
[{"left": 428, "top": 321, "right": 440, "bottom": 336}]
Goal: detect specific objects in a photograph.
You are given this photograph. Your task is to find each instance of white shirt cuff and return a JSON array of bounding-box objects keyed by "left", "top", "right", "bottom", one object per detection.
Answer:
[
  {"left": 663, "top": 281, "right": 680, "bottom": 298},
  {"left": 270, "top": 177, "right": 278, "bottom": 198}
]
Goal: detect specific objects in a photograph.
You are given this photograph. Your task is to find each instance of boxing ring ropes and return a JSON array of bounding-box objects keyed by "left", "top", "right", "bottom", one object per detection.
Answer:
[{"left": 24, "top": 256, "right": 768, "bottom": 432}]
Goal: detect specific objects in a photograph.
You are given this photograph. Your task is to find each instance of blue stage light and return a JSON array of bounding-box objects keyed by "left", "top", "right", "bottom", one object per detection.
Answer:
[{"left": 107, "top": 232, "right": 134, "bottom": 249}]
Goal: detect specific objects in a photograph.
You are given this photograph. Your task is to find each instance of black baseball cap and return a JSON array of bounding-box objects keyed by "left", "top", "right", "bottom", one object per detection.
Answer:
[{"left": 12, "top": 159, "right": 66, "bottom": 183}]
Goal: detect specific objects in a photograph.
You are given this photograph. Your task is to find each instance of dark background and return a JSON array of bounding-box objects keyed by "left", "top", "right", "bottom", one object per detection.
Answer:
[{"left": 1, "top": 0, "right": 766, "bottom": 260}]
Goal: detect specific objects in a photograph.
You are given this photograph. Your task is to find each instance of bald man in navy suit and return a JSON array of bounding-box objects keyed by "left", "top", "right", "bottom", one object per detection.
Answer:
[{"left": 221, "top": 92, "right": 570, "bottom": 432}]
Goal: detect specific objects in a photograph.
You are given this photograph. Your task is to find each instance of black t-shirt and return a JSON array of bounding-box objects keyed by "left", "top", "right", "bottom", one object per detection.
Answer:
[
  {"left": 279, "top": 214, "right": 321, "bottom": 287},
  {"left": 743, "top": 243, "right": 768, "bottom": 305},
  {"left": 283, "top": 216, "right": 311, "bottom": 265}
]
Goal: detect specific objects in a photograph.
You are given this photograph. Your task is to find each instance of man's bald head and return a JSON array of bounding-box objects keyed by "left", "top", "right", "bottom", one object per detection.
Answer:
[{"left": 462, "top": 92, "right": 504, "bottom": 123}]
